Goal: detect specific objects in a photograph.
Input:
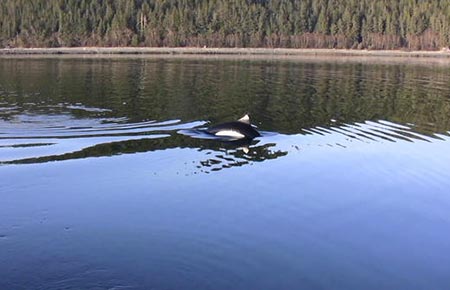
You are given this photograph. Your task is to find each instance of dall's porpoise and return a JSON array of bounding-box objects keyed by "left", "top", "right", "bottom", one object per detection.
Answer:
[{"left": 206, "top": 114, "right": 260, "bottom": 140}]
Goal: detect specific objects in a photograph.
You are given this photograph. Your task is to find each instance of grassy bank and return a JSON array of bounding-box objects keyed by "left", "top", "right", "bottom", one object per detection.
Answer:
[{"left": 1, "top": 47, "right": 450, "bottom": 58}]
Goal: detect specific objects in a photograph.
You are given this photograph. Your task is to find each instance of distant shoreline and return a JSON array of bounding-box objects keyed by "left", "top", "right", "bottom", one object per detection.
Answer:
[{"left": 1, "top": 47, "right": 450, "bottom": 58}]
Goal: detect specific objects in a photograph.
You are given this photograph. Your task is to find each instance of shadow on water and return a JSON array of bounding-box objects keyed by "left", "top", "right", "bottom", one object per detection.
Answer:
[{"left": 1, "top": 56, "right": 450, "bottom": 172}]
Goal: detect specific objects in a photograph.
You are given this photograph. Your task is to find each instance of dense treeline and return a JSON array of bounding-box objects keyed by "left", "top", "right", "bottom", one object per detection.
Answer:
[{"left": 1, "top": 0, "right": 449, "bottom": 50}]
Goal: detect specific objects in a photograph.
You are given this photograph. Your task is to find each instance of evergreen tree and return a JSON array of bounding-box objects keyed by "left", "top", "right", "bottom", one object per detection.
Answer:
[{"left": 0, "top": 0, "right": 448, "bottom": 50}]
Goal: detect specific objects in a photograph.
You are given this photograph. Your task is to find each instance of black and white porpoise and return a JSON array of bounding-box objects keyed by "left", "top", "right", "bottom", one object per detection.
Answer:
[{"left": 206, "top": 114, "right": 260, "bottom": 140}]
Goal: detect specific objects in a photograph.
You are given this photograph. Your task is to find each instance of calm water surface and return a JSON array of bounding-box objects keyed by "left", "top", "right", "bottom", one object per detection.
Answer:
[{"left": 1, "top": 56, "right": 450, "bottom": 290}]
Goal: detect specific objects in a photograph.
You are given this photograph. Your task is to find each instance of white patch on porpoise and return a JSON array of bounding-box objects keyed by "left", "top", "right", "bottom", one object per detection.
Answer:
[{"left": 215, "top": 130, "right": 245, "bottom": 139}]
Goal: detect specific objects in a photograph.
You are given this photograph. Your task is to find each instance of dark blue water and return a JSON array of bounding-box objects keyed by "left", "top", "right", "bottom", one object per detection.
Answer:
[{"left": 1, "top": 56, "right": 450, "bottom": 290}]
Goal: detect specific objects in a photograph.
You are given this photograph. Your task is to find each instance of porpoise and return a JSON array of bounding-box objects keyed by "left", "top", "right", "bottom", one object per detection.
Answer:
[{"left": 206, "top": 114, "right": 260, "bottom": 140}]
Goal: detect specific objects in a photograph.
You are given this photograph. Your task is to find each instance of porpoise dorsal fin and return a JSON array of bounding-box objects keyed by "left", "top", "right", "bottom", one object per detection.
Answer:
[{"left": 237, "top": 114, "right": 250, "bottom": 124}]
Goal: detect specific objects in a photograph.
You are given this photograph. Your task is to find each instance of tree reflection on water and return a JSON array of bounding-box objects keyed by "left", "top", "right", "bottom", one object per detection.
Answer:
[{"left": 1, "top": 57, "right": 449, "bottom": 172}]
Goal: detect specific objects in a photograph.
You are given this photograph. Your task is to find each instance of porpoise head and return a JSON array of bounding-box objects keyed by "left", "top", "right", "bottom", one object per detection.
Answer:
[{"left": 206, "top": 114, "right": 260, "bottom": 140}]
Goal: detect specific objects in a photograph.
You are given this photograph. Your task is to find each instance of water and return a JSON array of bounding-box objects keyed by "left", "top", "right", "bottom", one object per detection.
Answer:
[{"left": 1, "top": 56, "right": 450, "bottom": 290}]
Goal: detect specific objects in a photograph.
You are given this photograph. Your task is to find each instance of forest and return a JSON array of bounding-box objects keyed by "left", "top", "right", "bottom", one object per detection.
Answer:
[{"left": 1, "top": 0, "right": 449, "bottom": 50}]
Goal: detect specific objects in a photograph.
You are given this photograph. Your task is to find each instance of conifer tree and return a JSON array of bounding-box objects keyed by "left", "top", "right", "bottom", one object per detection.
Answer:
[{"left": 0, "top": 0, "right": 448, "bottom": 50}]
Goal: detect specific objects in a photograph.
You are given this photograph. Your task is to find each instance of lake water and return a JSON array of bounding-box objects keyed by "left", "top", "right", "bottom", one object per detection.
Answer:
[{"left": 1, "top": 55, "right": 450, "bottom": 290}]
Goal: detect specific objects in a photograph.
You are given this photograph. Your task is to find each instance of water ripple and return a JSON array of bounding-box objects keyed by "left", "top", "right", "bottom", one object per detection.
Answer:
[
  {"left": 1, "top": 113, "right": 446, "bottom": 169},
  {"left": 0, "top": 112, "right": 205, "bottom": 165}
]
